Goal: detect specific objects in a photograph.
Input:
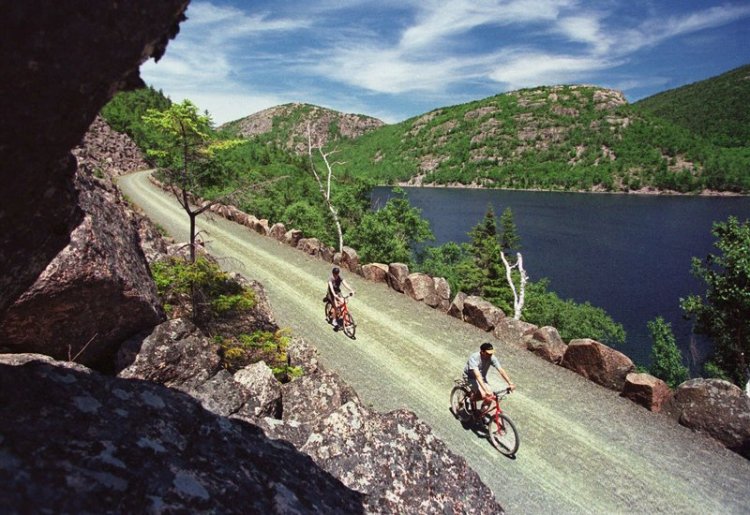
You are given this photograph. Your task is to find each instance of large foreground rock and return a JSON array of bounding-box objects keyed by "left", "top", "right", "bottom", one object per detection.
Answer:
[
  {"left": 526, "top": 326, "right": 566, "bottom": 363},
  {"left": 1, "top": 1, "right": 188, "bottom": 315},
  {"left": 621, "top": 373, "right": 672, "bottom": 412},
  {"left": 463, "top": 296, "right": 505, "bottom": 331},
  {"left": 301, "top": 402, "right": 503, "bottom": 513},
  {"left": 561, "top": 338, "right": 635, "bottom": 391},
  {"left": 0, "top": 354, "right": 364, "bottom": 513},
  {"left": 0, "top": 170, "right": 164, "bottom": 370},
  {"left": 664, "top": 379, "right": 750, "bottom": 458}
]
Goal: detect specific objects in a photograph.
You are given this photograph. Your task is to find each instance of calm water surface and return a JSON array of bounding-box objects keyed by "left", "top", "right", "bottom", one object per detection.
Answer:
[{"left": 372, "top": 187, "right": 750, "bottom": 368}]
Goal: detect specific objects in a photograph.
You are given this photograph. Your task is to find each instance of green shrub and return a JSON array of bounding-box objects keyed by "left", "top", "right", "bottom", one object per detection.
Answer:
[
  {"left": 150, "top": 256, "right": 256, "bottom": 319},
  {"left": 219, "top": 328, "right": 302, "bottom": 382}
]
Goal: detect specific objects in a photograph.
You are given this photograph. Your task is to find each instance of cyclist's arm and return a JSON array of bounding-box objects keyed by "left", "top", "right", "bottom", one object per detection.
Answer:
[
  {"left": 497, "top": 366, "right": 516, "bottom": 391},
  {"left": 341, "top": 278, "right": 355, "bottom": 295},
  {"left": 472, "top": 368, "right": 493, "bottom": 397}
]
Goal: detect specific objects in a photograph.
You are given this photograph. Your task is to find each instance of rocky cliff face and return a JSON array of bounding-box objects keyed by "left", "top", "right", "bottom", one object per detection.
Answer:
[
  {"left": 0, "top": 166, "right": 165, "bottom": 371},
  {"left": 0, "top": 353, "right": 365, "bottom": 514},
  {"left": 0, "top": 0, "right": 188, "bottom": 315},
  {"left": 222, "top": 103, "right": 385, "bottom": 154},
  {"left": 72, "top": 115, "right": 151, "bottom": 177}
]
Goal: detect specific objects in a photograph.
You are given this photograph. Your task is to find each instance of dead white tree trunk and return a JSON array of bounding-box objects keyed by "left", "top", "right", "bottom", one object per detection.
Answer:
[
  {"left": 307, "top": 123, "right": 345, "bottom": 252},
  {"left": 500, "top": 251, "right": 528, "bottom": 320}
]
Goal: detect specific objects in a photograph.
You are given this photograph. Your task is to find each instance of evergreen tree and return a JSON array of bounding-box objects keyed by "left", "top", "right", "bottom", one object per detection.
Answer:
[
  {"left": 348, "top": 188, "right": 433, "bottom": 265},
  {"left": 681, "top": 216, "right": 750, "bottom": 386},
  {"left": 647, "top": 317, "right": 688, "bottom": 388},
  {"left": 499, "top": 207, "right": 521, "bottom": 252}
]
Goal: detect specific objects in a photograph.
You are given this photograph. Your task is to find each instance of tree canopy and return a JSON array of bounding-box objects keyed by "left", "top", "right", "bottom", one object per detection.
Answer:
[{"left": 681, "top": 216, "right": 750, "bottom": 386}]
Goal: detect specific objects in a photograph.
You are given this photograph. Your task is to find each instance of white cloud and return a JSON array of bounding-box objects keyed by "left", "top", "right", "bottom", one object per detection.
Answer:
[
  {"left": 488, "top": 52, "right": 616, "bottom": 89},
  {"left": 140, "top": 0, "right": 750, "bottom": 123}
]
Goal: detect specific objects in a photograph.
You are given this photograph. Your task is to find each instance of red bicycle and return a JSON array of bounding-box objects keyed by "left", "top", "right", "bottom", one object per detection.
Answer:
[
  {"left": 450, "top": 378, "right": 520, "bottom": 457},
  {"left": 324, "top": 293, "right": 356, "bottom": 339}
]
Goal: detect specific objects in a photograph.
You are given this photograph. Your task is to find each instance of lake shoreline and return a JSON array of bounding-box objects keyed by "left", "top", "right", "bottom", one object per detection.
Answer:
[{"left": 393, "top": 181, "right": 747, "bottom": 197}]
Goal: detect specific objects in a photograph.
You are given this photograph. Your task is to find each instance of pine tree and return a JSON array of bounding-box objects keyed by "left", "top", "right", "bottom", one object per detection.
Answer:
[
  {"left": 647, "top": 317, "right": 689, "bottom": 388},
  {"left": 499, "top": 207, "right": 521, "bottom": 252}
]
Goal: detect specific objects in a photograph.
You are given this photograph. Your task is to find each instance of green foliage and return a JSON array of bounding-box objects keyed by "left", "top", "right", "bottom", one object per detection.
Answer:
[
  {"left": 150, "top": 256, "right": 256, "bottom": 318},
  {"left": 100, "top": 86, "right": 172, "bottom": 151},
  {"left": 635, "top": 64, "right": 750, "bottom": 148},
  {"left": 647, "top": 317, "right": 689, "bottom": 388},
  {"left": 523, "top": 280, "right": 626, "bottom": 346},
  {"left": 219, "top": 329, "right": 302, "bottom": 381},
  {"left": 680, "top": 216, "right": 750, "bottom": 386},
  {"left": 348, "top": 188, "right": 434, "bottom": 264},
  {"left": 416, "top": 242, "right": 481, "bottom": 295},
  {"left": 499, "top": 207, "right": 521, "bottom": 252}
]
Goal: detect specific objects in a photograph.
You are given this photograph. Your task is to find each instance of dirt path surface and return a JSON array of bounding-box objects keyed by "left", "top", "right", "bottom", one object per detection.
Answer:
[{"left": 119, "top": 171, "right": 750, "bottom": 514}]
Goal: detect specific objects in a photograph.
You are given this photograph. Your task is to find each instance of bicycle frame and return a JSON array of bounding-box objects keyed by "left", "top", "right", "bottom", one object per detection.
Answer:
[{"left": 471, "top": 389, "right": 509, "bottom": 423}]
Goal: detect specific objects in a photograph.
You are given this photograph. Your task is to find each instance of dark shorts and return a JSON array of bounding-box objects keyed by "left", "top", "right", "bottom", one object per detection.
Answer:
[{"left": 466, "top": 374, "right": 487, "bottom": 394}]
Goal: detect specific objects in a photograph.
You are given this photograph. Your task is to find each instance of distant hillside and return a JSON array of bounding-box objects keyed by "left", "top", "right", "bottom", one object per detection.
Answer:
[
  {"left": 329, "top": 85, "right": 749, "bottom": 193},
  {"left": 219, "top": 103, "right": 385, "bottom": 154},
  {"left": 635, "top": 64, "right": 750, "bottom": 148}
]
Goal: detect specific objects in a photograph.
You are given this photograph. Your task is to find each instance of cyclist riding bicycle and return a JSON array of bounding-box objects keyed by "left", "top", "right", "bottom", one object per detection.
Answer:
[
  {"left": 464, "top": 342, "right": 515, "bottom": 414},
  {"left": 326, "top": 267, "right": 355, "bottom": 331}
]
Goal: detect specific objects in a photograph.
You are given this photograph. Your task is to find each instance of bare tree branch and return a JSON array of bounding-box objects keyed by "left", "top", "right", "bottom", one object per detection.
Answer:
[{"left": 307, "top": 122, "right": 346, "bottom": 252}]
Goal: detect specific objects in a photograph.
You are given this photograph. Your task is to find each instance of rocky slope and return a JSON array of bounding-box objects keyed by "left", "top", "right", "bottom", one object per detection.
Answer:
[
  {"left": 0, "top": 0, "right": 188, "bottom": 316},
  {"left": 72, "top": 115, "right": 151, "bottom": 176},
  {"left": 221, "top": 103, "right": 385, "bottom": 154}
]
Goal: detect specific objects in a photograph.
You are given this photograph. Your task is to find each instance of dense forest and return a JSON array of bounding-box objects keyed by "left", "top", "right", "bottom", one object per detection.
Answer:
[
  {"left": 100, "top": 65, "right": 750, "bottom": 385},
  {"left": 635, "top": 64, "right": 750, "bottom": 148}
]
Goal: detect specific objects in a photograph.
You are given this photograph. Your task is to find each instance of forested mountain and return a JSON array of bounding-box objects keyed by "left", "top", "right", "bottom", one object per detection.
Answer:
[
  {"left": 219, "top": 103, "right": 384, "bottom": 154},
  {"left": 330, "top": 84, "right": 749, "bottom": 193},
  {"left": 634, "top": 64, "right": 750, "bottom": 148}
]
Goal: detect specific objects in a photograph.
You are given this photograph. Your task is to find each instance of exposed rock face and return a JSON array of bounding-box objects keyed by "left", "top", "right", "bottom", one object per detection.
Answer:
[
  {"left": 561, "top": 338, "right": 635, "bottom": 391},
  {"left": 285, "top": 229, "right": 304, "bottom": 247},
  {"left": 664, "top": 379, "right": 750, "bottom": 458},
  {"left": 335, "top": 246, "right": 360, "bottom": 272},
  {"left": 298, "top": 237, "right": 324, "bottom": 256},
  {"left": 223, "top": 103, "right": 385, "bottom": 154},
  {"left": 0, "top": 354, "right": 364, "bottom": 513},
  {"left": 493, "top": 318, "right": 538, "bottom": 348},
  {"left": 404, "top": 273, "right": 436, "bottom": 302},
  {"left": 361, "top": 263, "right": 389, "bottom": 283},
  {"left": 116, "top": 318, "right": 221, "bottom": 390},
  {"left": 526, "top": 326, "right": 567, "bottom": 363},
  {"left": 0, "top": 169, "right": 164, "bottom": 370},
  {"left": 269, "top": 222, "right": 287, "bottom": 241},
  {"left": 448, "top": 291, "right": 468, "bottom": 320},
  {"left": 387, "top": 263, "right": 410, "bottom": 293},
  {"left": 463, "top": 296, "right": 505, "bottom": 331},
  {"left": 621, "top": 373, "right": 672, "bottom": 412},
  {"left": 301, "top": 403, "right": 502, "bottom": 514},
  {"left": 72, "top": 115, "right": 150, "bottom": 177},
  {"left": 433, "top": 277, "right": 452, "bottom": 311},
  {"left": 1, "top": 0, "right": 188, "bottom": 315}
]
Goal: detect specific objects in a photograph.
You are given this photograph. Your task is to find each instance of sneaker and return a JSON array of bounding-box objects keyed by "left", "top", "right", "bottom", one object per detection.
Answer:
[{"left": 333, "top": 325, "right": 340, "bottom": 332}]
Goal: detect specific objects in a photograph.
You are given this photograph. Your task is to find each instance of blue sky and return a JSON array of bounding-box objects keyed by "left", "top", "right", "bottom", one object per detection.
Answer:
[{"left": 141, "top": 0, "right": 750, "bottom": 125}]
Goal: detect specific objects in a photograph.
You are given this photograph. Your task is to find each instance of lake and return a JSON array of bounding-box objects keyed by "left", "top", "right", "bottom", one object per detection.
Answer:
[{"left": 372, "top": 186, "right": 750, "bottom": 369}]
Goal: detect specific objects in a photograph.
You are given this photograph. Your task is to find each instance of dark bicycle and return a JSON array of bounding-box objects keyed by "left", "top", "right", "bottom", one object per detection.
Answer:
[
  {"left": 324, "top": 293, "right": 356, "bottom": 339},
  {"left": 450, "top": 378, "right": 520, "bottom": 457}
]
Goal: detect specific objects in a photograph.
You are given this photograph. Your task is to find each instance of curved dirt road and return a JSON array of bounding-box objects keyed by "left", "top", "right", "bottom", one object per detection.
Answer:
[{"left": 119, "top": 171, "right": 750, "bottom": 514}]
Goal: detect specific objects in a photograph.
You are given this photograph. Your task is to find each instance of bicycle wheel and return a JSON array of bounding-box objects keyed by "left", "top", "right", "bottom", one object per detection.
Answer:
[
  {"left": 450, "top": 386, "right": 471, "bottom": 422},
  {"left": 342, "top": 312, "right": 356, "bottom": 338},
  {"left": 324, "top": 301, "right": 334, "bottom": 323},
  {"left": 488, "top": 413, "right": 520, "bottom": 456}
]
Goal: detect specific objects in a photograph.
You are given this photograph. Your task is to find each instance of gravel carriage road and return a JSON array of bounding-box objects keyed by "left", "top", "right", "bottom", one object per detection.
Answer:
[{"left": 119, "top": 170, "right": 750, "bottom": 514}]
